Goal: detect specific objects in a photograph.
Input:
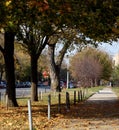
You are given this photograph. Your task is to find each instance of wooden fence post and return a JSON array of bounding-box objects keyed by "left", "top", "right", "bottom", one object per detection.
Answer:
[
  {"left": 78, "top": 91, "right": 80, "bottom": 102},
  {"left": 82, "top": 89, "right": 85, "bottom": 100},
  {"left": 58, "top": 93, "right": 61, "bottom": 113},
  {"left": 0, "top": 92, "right": 1, "bottom": 101},
  {"left": 66, "top": 92, "right": 70, "bottom": 111},
  {"left": 80, "top": 90, "right": 82, "bottom": 101},
  {"left": 39, "top": 91, "right": 43, "bottom": 100},
  {"left": 74, "top": 91, "right": 76, "bottom": 105},
  {"left": 6, "top": 94, "right": 8, "bottom": 110}
]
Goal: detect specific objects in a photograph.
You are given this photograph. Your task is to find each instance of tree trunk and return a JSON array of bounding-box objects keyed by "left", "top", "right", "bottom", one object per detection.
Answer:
[
  {"left": 4, "top": 31, "right": 18, "bottom": 107},
  {"left": 48, "top": 44, "right": 61, "bottom": 92},
  {"left": 0, "top": 69, "right": 3, "bottom": 81},
  {"left": 31, "top": 55, "right": 38, "bottom": 101},
  {"left": 49, "top": 64, "right": 61, "bottom": 92}
]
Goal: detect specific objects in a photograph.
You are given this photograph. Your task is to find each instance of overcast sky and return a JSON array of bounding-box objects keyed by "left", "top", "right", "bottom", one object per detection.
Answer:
[{"left": 98, "top": 41, "right": 119, "bottom": 57}]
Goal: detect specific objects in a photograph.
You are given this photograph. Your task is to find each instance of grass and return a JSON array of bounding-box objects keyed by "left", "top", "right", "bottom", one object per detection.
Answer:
[
  {"left": 0, "top": 86, "right": 105, "bottom": 107},
  {"left": 112, "top": 86, "right": 119, "bottom": 97},
  {"left": 16, "top": 86, "right": 104, "bottom": 106}
]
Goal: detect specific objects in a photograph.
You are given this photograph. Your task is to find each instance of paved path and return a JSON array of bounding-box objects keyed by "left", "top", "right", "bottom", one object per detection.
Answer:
[
  {"left": 47, "top": 87, "right": 119, "bottom": 130},
  {"left": 88, "top": 86, "right": 118, "bottom": 101}
]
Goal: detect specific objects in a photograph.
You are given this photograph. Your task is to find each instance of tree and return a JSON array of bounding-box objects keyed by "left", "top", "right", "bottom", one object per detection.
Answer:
[
  {"left": 0, "top": 33, "right": 5, "bottom": 81},
  {"left": 15, "top": 0, "right": 50, "bottom": 101},
  {"left": 10, "top": 0, "right": 119, "bottom": 95},
  {"left": 72, "top": 0, "right": 119, "bottom": 41},
  {"left": 0, "top": 52, "right": 5, "bottom": 82},
  {"left": 0, "top": 0, "right": 119, "bottom": 104},
  {"left": 16, "top": 1, "right": 83, "bottom": 94},
  {"left": 47, "top": 31, "right": 86, "bottom": 91},
  {"left": 46, "top": 0, "right": 119, "bottom": 91},
  {"left": 70, "top": 47, "right": 112, "bottom": 87},
  {"left": 111, "top": 65, "right": 119, "bottom": 86},
  {"left": 48, "top": 40, "right": 70, "bottom": 92},
  {"left": 0, "top": 0, "right": 21, "bottom": 106},
  {"left": 83, "top": 48, "right": 113, "bottom": 80},
  {"left": 17, "top": 29, "right": 48, "bottom": 101},
  {"left": 70, "top": 54, "right": 102, "bottom": 87},
  {"left": 14, "top": 44, "right": 31, "bottom": 81},
  {"left": 2, "top": 29, "right": 18, "bottom": 107}
]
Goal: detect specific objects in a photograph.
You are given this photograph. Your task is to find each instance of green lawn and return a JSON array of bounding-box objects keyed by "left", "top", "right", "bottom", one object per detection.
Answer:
[
  {"left": 112, "top": 87, "right": 119, "bottom": 97},
  {"left": 17, "top": 86, "right": 105, "bottom": 106}
]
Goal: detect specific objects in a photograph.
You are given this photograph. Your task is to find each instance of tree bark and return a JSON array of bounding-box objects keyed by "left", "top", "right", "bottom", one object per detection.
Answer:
[
  {"left": 0, "top": 68, "right": 3, "bottom": 81},
  {"left": 4, "top": 31, "right": 18, "bottom": 107},
  {"left": 48, "top": 44, "right": 61, "bottom": 92},
  {"left": 31, "top": 55, "right": 38, "bottom": 101},
  {"left": 48, "top": 41, "right": 70, "bottom": 92}
]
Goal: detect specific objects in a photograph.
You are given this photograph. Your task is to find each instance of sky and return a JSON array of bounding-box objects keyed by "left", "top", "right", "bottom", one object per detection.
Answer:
[{"left": 98, "top": 41, "right": 119, "bottom": 57}]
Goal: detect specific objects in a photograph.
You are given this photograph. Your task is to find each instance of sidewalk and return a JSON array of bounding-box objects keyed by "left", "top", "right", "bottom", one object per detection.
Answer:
[
  {"left": 47, "top": 87, "right": 119, "bottom": 130},
  {"left": 35, "top": 86, "right": 119, "bottom": 130},
  {"left": 88, "top": 86, "right": 118, "bottom": 101}
]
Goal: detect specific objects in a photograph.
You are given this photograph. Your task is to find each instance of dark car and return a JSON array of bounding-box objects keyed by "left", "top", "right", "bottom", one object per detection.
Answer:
[
  {"left": 16, "top": 82, "right": 26, "bottom": 88},
  {"left": 0, "top": 81, "right": 6, "bottom": 89}
]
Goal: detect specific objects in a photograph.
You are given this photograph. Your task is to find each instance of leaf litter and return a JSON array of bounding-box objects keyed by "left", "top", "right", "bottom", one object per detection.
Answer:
[{"left": 0, "top": 100, "right": 119, "bottom": 130}]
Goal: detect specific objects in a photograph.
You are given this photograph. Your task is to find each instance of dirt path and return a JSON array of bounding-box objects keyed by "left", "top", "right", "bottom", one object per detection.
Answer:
[{"left": 45, "top": 87, "right": 119, "bottom": 130}]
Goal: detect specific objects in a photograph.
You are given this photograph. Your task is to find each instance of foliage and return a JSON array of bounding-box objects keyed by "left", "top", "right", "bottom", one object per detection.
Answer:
[
  {"left": 14, "top": 43, "right": 31, "bottom": 81},
  {"left": 83, "top": 47, "right": 113, "bottom": 80},
  {"left": 112, "top": 86, "right": 119, "bottom": 97},
  {"left": 38, "top": 53, "right": 49, "bottom": 73},
  {"left": 70, "top": 47, "right": 113, "bottom": 87},
  {"left": 0, "top": 0, "right": 119, "bottom": 40},
  {"left": 44, "top": 0, "right": 119, "bottom": 92},
  {"left": 72, "top": 0, "right": 119, "bottom": 41},
  {"left": 111, "top": 65, "right": 119, "bottom": 85},
  {"left": 70, "top": 52, "right": 102, "bottom": 87}
]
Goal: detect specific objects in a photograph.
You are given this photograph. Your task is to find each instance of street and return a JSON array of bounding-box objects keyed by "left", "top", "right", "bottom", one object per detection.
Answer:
[{"left": 0, "top": 86, "right": 50, "bottom": 98}]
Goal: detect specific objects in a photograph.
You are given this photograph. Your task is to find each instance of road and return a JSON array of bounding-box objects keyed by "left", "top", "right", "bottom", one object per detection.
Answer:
[{"left": 0, "top": 86, "right": 50, "bottom": 98}]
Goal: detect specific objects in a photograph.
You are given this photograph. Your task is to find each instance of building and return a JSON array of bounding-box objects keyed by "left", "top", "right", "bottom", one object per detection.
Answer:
[{"left": 113, "top": 52, "right": 119, "bottom": 66}]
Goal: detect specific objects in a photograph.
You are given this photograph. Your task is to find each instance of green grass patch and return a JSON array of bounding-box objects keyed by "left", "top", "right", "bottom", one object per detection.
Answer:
[
  {"left": 112, "top": 87, "right": 119, "bottom": 97},
  {"left": 16, "top": 86, "right": 105, "bottom": 106}
]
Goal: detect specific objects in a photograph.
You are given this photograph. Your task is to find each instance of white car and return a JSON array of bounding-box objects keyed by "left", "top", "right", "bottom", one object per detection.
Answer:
[{"left": 69, "top": 82, "right": 74, "bottom": 88}]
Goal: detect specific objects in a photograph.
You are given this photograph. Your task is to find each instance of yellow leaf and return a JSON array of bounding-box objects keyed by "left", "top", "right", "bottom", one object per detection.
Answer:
[{"left": 6, "top": 1, "right": 11, "bottom": 6}]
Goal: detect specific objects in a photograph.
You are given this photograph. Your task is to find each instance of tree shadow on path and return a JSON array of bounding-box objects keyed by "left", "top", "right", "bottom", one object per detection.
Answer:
[{"left": 61, "top": 99, "right": 119, "bottom": 119}]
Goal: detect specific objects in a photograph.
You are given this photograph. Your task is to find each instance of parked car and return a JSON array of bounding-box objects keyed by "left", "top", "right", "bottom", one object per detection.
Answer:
[
  {"left": 69, "top": 82, "right": 74, "bottom": 88},
  {"left": 60, "top": 80, "right": 66, "bottom": 89},
  {"left": 68, "top": 81, "right": 76, "bottom": 88},
  {"left": 0, "top": 81, "right": 6, "bottom": 89},
  {"left": 25, "top": 81, "right": 31, "bottom": 88},
  {"left": 16, "top": 82, "right": 25, "bottom": 88},
  {"left": 16, "top": 81, "right": 31, "bottom": 88}
]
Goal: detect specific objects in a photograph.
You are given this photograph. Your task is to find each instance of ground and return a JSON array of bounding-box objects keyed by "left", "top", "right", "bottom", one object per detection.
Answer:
[
  {"left": 0, "top": 87, "right": 119, "bottom": 130},
  {"left": 0, "top": 100, "right": 119, "bottom": 130}
]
